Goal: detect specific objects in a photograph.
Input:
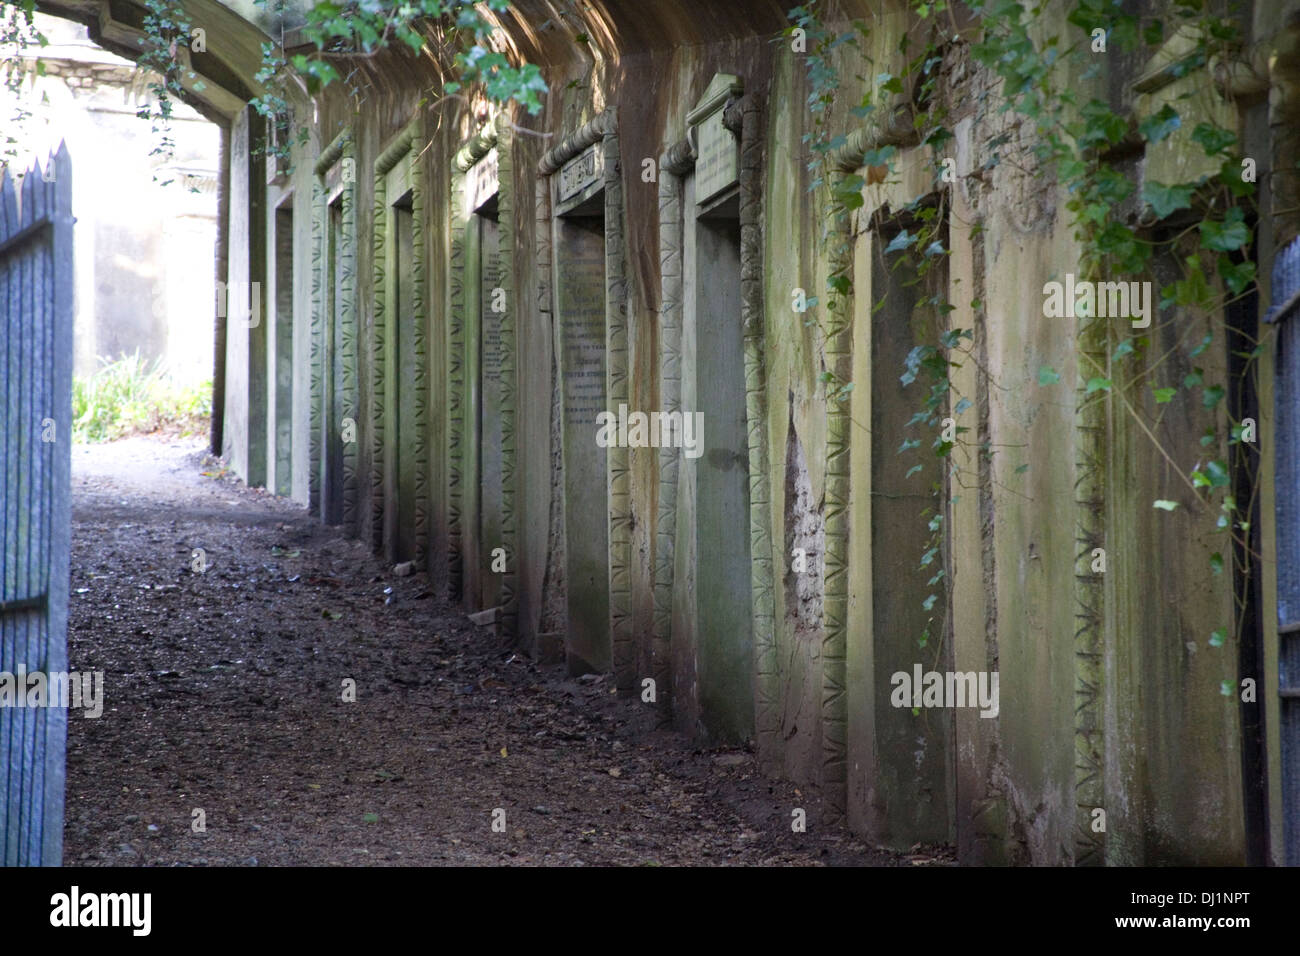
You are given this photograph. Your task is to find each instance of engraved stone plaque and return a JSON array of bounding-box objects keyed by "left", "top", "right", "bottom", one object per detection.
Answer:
[
  {"left": 555, "top": 218, "right": 610, "bottom": 673},
  {"left": 467, "top": 148, "right": 499, "bottom": 217},
  {"left": 558, "top": 145, "right": 604, "bottom": 204},
  {"left": 687, "top": 73, "right": 743, "bottom": 206}
]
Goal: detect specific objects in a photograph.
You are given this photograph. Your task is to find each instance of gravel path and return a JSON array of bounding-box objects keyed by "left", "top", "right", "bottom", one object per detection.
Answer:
[{"left": 62, "top": 435, "right": 929, "bottom": 866}]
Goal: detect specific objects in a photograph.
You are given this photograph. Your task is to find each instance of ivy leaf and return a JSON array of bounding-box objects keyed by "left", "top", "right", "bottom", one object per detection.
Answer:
[
  {"left": 1138, "top": 104, "right": 1180, "bottom": 144},
  {"left": 1142, "top": 181, "right": 1195, "bottom": 219},
  {"left": 1085, "top": 377, "right": 1112, "bottom": 394},
  {"left": 921, "top": 593, "right": 938, "bottom": 611},
  {"left": 861, "top": 145, "right": 896, "bottom": 168},
  {"left": 1209, "top": 552, "right": 1224, "bottom": 575},
  {"left": 1152, "top": 386, "right": 1176, "bottom": 404},
  {"left": 1219, "top": 679, "right": 1234, "bottom": 697},
  {"left": 1038, "top": 366, "right": 1061, "bottom": 386},
  {"left": 1015, "top": 462, "right": 1030, "bottom": 474},
  {"left": 1219, "top": 158, "right": 1254, "bottom": 198},
  {"left": 1218, "top": 257, "right": 1256, "bottom": 296},
  {"left": 1200, "top": 207, "right": 1249, "bottom": 252},
  {"left": 1205, "top": 459, "right": 1231, "bottom": 487},
  {"left": 885, "top": 229, "right": 917, "bottom": 254},
  {"left": 1153, "top": 499, "right": 1180, "bottom": 511},
  {"left": 1191, "top": 122, "right": 1236, "bottom": 156},
  {"left": 1202, "top": 384, "right": 1226, "bottom": 409},
  {"left": 877, "top": 73, "right": 904, "bottom": 95},
  {"left": 954, "top": 397, "right": 973, "bottom": 415},
  {"left": 1209, "top": 627, "right": 1227, "bottom": 648},
  {"left": 923, "top": 125, "right": 954, "bottom": 149},
  {"left": 1079, "top": 99, "right": 1127, "bottom": 148}
]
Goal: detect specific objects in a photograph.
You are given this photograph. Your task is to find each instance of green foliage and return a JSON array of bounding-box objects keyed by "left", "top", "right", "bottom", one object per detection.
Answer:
[
  {"left": 135, "top": 0, "right": 196, "bottom": 182},
  {"left": 72, "top": 352, "right": 211, "bottom": 443},
  {"left": 250, "top": 0, "right": 547, "bottom": 168},
  {"left": 1, "top": 1, "right": 47, "bottom": 162},
  {"left": 788, "top": 0, "right": 1260, "bottom": 655}
]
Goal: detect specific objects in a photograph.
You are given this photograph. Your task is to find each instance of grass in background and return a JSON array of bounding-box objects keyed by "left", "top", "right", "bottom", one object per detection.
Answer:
[{"left": 73, "top": 352, "right": 211, "bottom": 443}]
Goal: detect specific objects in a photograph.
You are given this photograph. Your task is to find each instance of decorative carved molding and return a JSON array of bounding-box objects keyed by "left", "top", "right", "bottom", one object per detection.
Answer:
[
  {"left": 822, "top": 165, "right": 855, "bottom": 824},
  {"left": 652, "top": 135, "right": 688, "bottom": 725},
  {"left": 447, "top": 114, "right": 519, "bottom": 631},
  {"left": 538, "top": 109, "right": 618, "bottom": 175},
  {"left": 1074, "top": 307, "right": 1108, "bottom": 865},
  {"left": 311, "top": 128, "right": 358, "bottom": 535},
  {"left": 495, "top": 115, "right": 519, "bottom": 637},
  {"left": 455, "top": 123, "right": 500, "bottom": 173},
  {"left": 372, "top": 115, "right": 429, "bottom": 562},
  {"left": 309, "top": 177, "right": 323, "bottom": 515},
  {"left": 600, "top": 122, "right": 635, "bottom": 695},
  {"left": 661, "top": 136, "right": 696, "bottom": 177},
  {"left": 831, "top": 102, "right": 920, "bottom": 172},
  {"left": 448, "top": 168, "right": 467, "bottom": 596},
  {"left": 735, "top": 94, "right": 779, "bottom": 768}
]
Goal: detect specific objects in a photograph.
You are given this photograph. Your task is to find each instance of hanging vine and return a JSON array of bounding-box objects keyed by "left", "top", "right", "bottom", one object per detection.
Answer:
[
  {"left": 1, "top": 0, "right": 47, "bottom": 163},
  {"left": 787, "top": 0, "right": 1260, "bottom": 685},
  {"left": 249, "top": 0, "right": 547, "bottom": 167}
]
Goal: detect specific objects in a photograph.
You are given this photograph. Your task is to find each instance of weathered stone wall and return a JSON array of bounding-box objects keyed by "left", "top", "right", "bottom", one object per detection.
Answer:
[
  {"left": 1, "top": 14, "right": 219, "bottom": 386},
  {"left": 204, "top": 0, "right": 1298, "bottom": 864}
]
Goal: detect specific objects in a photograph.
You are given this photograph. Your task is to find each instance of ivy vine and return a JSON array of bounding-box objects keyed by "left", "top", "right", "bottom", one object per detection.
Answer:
[{"left": 788, "top": 0, "right": 1260, "bottom": 686}]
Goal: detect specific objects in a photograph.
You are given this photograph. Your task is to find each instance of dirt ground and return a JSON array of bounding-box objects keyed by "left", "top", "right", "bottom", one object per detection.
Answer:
[{"left": 62, "top": 435, "right": 946, "bottom": 867}]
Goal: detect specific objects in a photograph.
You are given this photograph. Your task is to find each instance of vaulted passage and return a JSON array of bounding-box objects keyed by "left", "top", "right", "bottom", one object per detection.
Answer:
[{"left": 5, "top": 0, "right": 1298, "bottom": 872}]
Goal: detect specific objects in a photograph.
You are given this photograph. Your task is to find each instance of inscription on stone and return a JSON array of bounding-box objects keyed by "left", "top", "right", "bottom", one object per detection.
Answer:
[
  {"left": 467, "top": 148, "right": 499, "bottom": 217},
  {"left": 558, "top": 245, "right": 606, "bottom": 427},
  {"left": 482, "top": 249, "right": 503, "bottom": 387},
  {"left": 479, "top": 229, "right": 504, "bottom": 607},
  {"left": 693, "top": 109, "right": 738, "bottom": 204},
  {"left": 687, "top": 73, "right": 743, "bottom": 206},
  {"left": 555, "top": 220, "right": 610, "bottom": 672},
  {"left": 559, "top": 145, "right": 604, "bottom": 204}
]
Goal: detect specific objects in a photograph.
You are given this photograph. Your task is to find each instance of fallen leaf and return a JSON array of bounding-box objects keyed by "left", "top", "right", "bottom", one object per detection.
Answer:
[
  {"left": 608, "top": 768, "right": 622, "bottom": 778},
  {"left": 500, "top": 747, "right": 508, "bottom": 757}
]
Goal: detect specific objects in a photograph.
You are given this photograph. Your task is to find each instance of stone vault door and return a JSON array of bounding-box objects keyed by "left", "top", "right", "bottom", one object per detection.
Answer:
[
  {"left": 373, "top": 117, "right": 430, "bottom": 565},
  {"left": 311, "top": 130, "right": 359, "bottom": 533},
  {"left": 654, "top": 74, "right": 754, "bottom": 743},
  {"left": 0, "top": 146, "right": 74, "bottom": 866},
  {"left": 538, "top": 110, "right": 630, "bottom": 682}
]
